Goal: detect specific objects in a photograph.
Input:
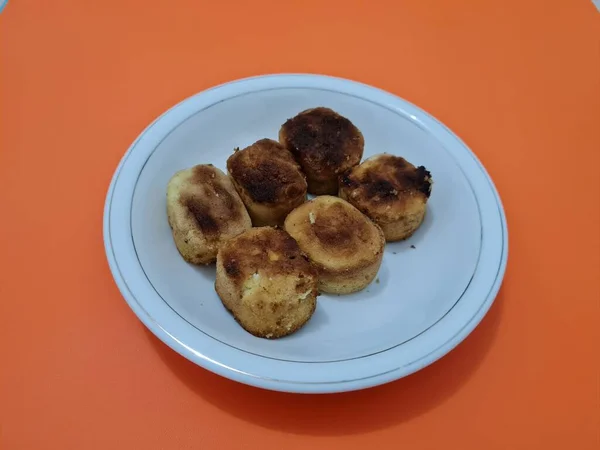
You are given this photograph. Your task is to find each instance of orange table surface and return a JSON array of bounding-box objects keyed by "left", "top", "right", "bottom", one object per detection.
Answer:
[{"left": 1, "top": 1, "right": 599, "bottom": 449}]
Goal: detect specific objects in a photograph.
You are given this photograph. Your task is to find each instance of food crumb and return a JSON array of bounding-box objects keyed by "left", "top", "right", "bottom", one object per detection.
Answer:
[
  {"left": 392, "top": 252, "right": 397, "bottom": 255},
  {"left": 376, "top": 278, "right": 380, "bottom": 284},
  {"left": 410, "top": 245, "right": 416, "bottom": 249}
]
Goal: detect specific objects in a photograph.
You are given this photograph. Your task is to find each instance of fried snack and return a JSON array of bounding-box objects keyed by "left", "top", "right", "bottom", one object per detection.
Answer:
[
  {"left": 284, "top": 196, "right": 385, "bottom": 294},
  {"left": 167, "top": 164, "right": 251, "bottom": 264},
  {"left": 339, "top": 154, "right": 432, "bottom": 241},
  {"left": 227, "top": 139, "right": 307, "bottom": 226},
  {"left": 279, "top": 107, "right": 364, "bottom": 195},
  {"left": 215, "top": 227, "right": 318, "bottom": 338}
]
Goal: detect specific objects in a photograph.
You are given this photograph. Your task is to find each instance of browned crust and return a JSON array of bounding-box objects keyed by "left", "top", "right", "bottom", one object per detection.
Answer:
[
  {"left": 283, "top": 196, "right": 385, "bottom": 293},
  {"left": 167, "top": 165, "right": 251, "bottom": 264},
  {"left": 217, "top": 227, "right": 318, "bottom": 291},
  {"left": 215, "top": 227, "right": 319, "bottom": 338},
  {"left": 306, "top": 200, "right": 374, "bottom": 258},
  {"left": 180, "top": 165, "right": 245, "bottom": 237},
  {"left": 339, "top": 154, "right": 432, "bottom": 224},
  {"left": 279, "top": 107, "right": 364, "bottom": 195},
  {"left": 227, "top": 139, "right": 307, "bottom": 204}
]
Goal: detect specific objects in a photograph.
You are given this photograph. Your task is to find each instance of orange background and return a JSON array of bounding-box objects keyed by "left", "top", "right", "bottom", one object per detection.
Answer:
[{"left": 1, "top": 1, "right": 599, "bottom": 449}]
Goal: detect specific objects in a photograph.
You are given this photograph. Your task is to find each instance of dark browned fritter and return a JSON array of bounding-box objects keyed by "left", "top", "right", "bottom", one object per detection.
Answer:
[
  {"left": 227, "top": 139, "right": 307, "bottom": 226},
  {"left": 340, "top": 155, "right": 431, "bottom": 207},
  {"left": 338, "top": 154, "right": 433, "bottom": 241},
  {"left": 227, "top": 139, "right": 306, "bottom": 204},
  {"left": 279, "top": 107, "right": 364, "bottom": 195}
]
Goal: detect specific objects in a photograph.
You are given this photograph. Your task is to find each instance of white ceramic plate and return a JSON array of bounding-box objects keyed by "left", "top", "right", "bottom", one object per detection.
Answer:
[{"left": 104, "top": 74, "right": 507, "bottom": 393}]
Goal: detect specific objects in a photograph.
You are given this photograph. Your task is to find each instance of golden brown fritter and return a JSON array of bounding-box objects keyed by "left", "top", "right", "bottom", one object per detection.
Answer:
[
  {"left": 215, "top": 227, "right": 318, "bottom": 338},
  {"left": 284, "top": 196, "right": 385, "bottom": 294},
  {"left": 167, "top": 164, "right": 251, "bottom": 264},
  {"left": 339, "top": 154, "right": 433, "bottom": 241}
]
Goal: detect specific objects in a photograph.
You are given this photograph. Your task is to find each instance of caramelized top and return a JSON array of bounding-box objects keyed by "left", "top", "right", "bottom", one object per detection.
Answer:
[
  {"left": 339, "top": 154, "right": 432, "bottom": 222},
  {"left": 227, "top": 139, "right": 307, "bottom": 204},
  {"left": 218, "top": 227, "right": 317, "bottom": 286},
  {"left": 169, "top": 164, "right": 250, "bottom": 240},
  {"left": 280, "top": 107, "right": 364, "bottom": 179},
  {"left": 283, "top": 196, "right": 384, "bottom": 271}
]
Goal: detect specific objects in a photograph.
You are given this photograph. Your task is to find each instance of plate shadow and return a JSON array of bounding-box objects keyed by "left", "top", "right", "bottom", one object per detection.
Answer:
[{"left": 145, "top": 290, "right": 504, "bottom": 436}]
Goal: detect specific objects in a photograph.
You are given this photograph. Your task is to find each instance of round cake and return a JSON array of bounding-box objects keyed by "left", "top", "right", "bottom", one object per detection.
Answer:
[
  {"left": 215, "top": 227, "right": 318, "bottom": 338},
  {"left": 339, "top": 154, "right": 433, "bottom": 241},
  {"left": 284, "top": 196, "right": 385, "bottom": 294},
  {"left": 279, "top": 107, "right": 364, "bottom": 195},
  {"left": 227, "top": 138, "right": 307, "bottom": 226}
]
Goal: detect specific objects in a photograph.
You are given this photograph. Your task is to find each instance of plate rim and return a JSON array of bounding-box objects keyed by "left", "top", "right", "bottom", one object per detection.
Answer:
[{"left": 103, "top": 73, "right": 509, "bottom": 393}]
